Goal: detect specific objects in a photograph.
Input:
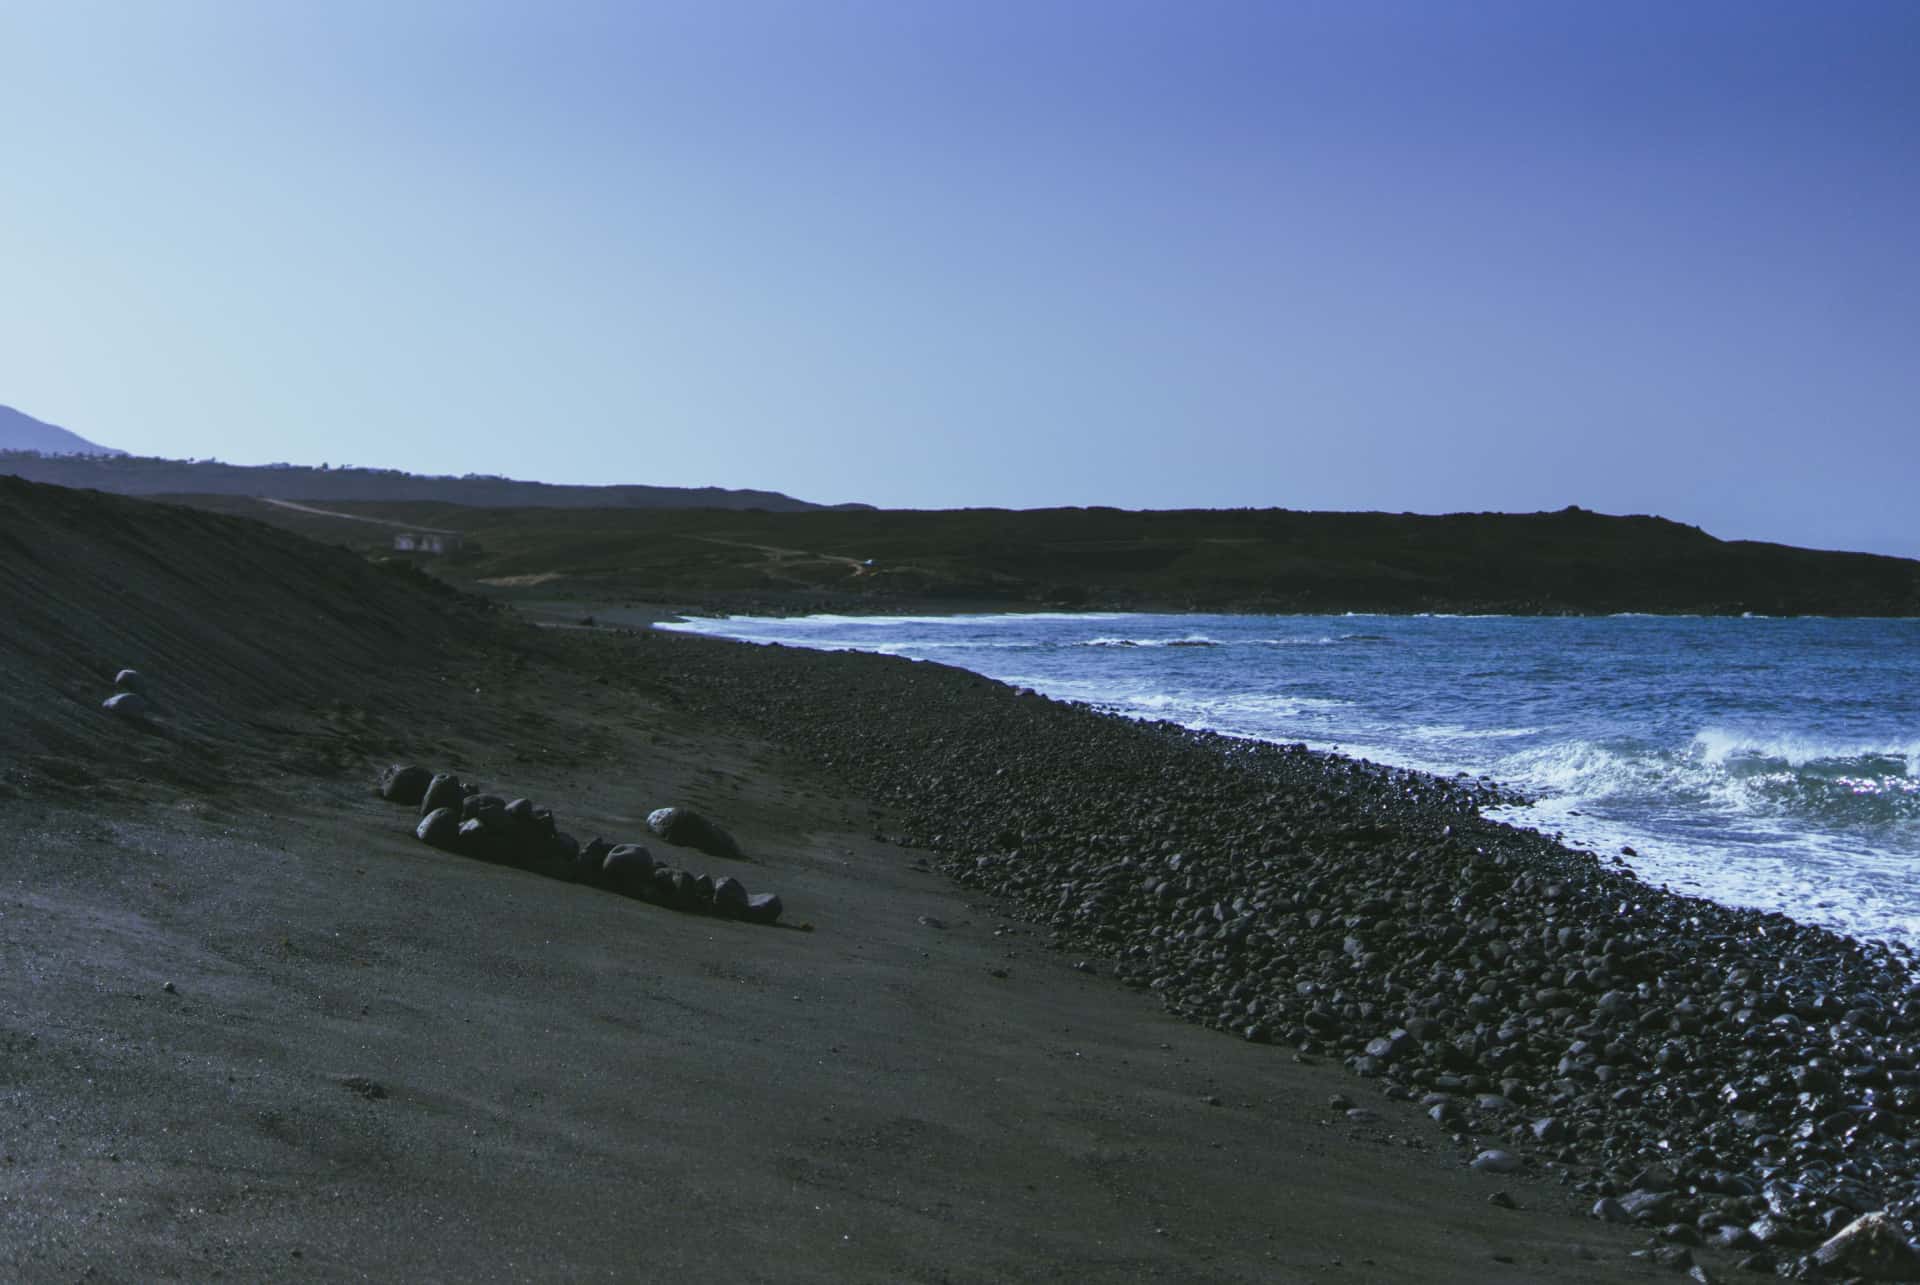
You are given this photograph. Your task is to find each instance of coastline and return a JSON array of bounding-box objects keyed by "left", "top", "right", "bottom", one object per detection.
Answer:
[
  {"left": 651, "top": 606, "right": 1920, "bottom": 945},
  {"left": 7, "top": 506, "right": 1915, "bottom": 1277},
  {"left": 627, "top": 626, "right": 1920, "bottom": 1266},
  {"left": 498, "top": 584, "right": 1920, "bottom": 624}
]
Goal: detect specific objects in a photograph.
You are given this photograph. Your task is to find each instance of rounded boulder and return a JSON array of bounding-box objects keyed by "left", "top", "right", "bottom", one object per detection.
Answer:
[
  {"left": 419, "top": 773, "right": 468, "bottom": 818},
  {"left": 602, "top": 844, "right": 656, "bottom": 896},
  {"left": 376, "top": 764, "right": 433, "bottom": 805},
  {"left": 742, "top": 892, "right": 784, "bottom": 925},
  {"left": 711, "top": 876, "right": 749, "bottom": 919},
  {"left": 645, "top": 806, "right": 741, "bottom": 859},
  {"left": 416, "top": 807, "right": 461, "bottom": 851}
]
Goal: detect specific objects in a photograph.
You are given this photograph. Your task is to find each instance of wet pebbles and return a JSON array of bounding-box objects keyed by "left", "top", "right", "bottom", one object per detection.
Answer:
[{"left": 630, "top": 631, "right": 1920, "bottom": 1273}]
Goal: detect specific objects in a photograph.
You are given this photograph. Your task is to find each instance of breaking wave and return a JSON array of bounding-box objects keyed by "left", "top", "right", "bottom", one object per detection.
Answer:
[{"left": 659, "top": 609, "right": 1920, "bottom": 943}]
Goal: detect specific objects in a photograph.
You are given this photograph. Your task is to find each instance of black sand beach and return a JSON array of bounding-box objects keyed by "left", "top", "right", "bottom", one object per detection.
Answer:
[{"left": 5, "top": 479, "right": 1917, "bottom": 1280}]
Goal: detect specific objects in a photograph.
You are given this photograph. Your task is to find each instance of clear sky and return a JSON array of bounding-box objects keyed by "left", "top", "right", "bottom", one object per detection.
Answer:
[{"left": 3, "top": 1, "right": 1916, "bottom": 555}]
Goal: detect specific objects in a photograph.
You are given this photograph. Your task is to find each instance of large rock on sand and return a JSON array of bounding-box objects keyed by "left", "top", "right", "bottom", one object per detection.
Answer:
[
  {"left": 376, "top": 764, "right": 432, "bottom": 805},
  {"left": 1807, "top": 1212, "right": 1920, "bottom": 1280},
  {"left": 461, "top": 793, "right": 508, "bottom": 826},
  {"left": 416, "top": 807, "right": 460, "bottom": 851},
  {"left": 646, "top": 806, "right": 741, "bottom": 859},
  {"left": 504, "top": 798, "right": 555, "bottom": 840},
  {"left": 711, "top": 875, "right": 749, "bottom": 919},
  {"left": 572, "top": 837, "right": 613, "bottom": 887},
  {"left": 742, "top": 892, "right": 783, "bottom": 925},
  {"left": 601, "top": 844, "right": 655, "bottom": 896},
  {"left": 419, "top": 773, "right": 470, "bottom": 818},
  {"left": 539, "top": 832, "right": 581, "bottom": 880}
]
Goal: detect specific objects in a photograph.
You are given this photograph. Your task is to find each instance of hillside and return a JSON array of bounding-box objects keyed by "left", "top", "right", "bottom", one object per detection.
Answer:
[
  {"left": 0, "top": 404, "right": 122, "bottom": 455},
  {"left": 0, "top": 475, "right": 497, "bottom": 790},
  {"left": 0, "top": 449, "right": 862, "bottom": 511},
  {"left": 162, "top": 496, "right": 1920, "bottom": 617}
]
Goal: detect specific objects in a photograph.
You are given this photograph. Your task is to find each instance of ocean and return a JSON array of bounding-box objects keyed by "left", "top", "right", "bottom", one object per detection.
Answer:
[{"left": 658, "top": 612, "right": 1920, "bottom": 947}]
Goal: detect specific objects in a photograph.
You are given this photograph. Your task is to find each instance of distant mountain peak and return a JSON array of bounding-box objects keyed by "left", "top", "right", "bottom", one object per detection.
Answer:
[{"left": 0, "top": 405, "right": 123, "bottom": 456}]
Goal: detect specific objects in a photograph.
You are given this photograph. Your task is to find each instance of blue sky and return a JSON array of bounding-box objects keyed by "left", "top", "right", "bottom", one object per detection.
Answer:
[{"left": 2, "top": 1, "right": 1915, "bottom": 555}]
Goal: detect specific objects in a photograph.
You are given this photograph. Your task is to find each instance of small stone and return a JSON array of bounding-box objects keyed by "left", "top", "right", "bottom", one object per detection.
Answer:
[
  {"left": 1487, "top": 1190, "right": 1515, "bottom": 1209},
  {"left": 161, "top": 981, "right": 177, "bottom": 994},
  {"left": 1746, "top": 1215, "right": 1799, "bottom": 1247},
  {"left": 1619, "top": 1189, "right": 1675, "bottom": 1221},
  {"left": 742, "top": 892, "right": 783, "bottom": 925},
  {"left": 101, "top": 692, "right": 149, "bottom": 718},
  {"left": 1591, "top": 1198, "right": 1629, "bottom": 1223},
  {"left": 114, "top": 668, "right": 147, "bottom": 694},
  {"left": 1470, "top": 1150, "right": 1520, "bottom": 1174}
]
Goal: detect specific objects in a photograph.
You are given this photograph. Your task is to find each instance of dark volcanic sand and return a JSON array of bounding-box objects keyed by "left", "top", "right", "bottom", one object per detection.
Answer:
[
  {"left": 2, "top": 625, "right": 1664, "bottom": 1283},
  {"left": 6, "top": 478, "right": 1910, "bottom": 1280}
]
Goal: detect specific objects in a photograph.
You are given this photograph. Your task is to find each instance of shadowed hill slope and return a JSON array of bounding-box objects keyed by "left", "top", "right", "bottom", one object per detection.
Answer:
[
  {"left": 0, "top": 476, "right": 496, "bottom": 789},
  {"left": 164, "top": 498, "right": 1920, "bottom": 616}
]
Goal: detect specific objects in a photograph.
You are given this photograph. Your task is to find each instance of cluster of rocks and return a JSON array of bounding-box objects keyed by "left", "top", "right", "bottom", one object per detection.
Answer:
[
  {"left": 631, "top": 632, "right": 1920, "bottom": 1279},
  {"left": 374, "top": 764, "right": 782, "bottom": 924},
  {"left": 100, "top": 668, "right": 149, "bottom": 717}
]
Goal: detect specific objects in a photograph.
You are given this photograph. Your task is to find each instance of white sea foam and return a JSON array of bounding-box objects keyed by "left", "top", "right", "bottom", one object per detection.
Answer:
[
  {"left": 1693, "top": 727, "right": 1918, "bottom": 773},
  {"left": 659, "top": 609, "right": 1920, "bottom": 944},
  {"left": 1080, "top": 634, "right": 1222, "bottom": 649},
  {"left": 1406, "top": 723, "right": 1541, "bottom": 742}
]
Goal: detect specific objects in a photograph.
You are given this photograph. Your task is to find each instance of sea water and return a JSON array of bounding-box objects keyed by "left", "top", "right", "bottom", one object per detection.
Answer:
[{"left": 659, "top": 612, "right": 1920, "bottom": 946}]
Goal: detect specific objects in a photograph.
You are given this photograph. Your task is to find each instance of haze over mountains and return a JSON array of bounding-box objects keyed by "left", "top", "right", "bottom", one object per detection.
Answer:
[
  {"left": 0, "top": 405, "right": 856, "bottom": 512},
  {"left": 0, "top": 404, "right": 123, "bottom": 456}
]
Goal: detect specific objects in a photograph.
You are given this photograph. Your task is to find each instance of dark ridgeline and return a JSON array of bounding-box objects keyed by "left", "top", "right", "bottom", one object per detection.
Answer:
[
  {"left": 0, "top": 449, "right": 867, "bottom": 513},
  {"left": 254, "top": 500, "right": 1918, "bottom": 618},
  {"left": 5, "top": 438, "right": 1913, "bottom": 614}
]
